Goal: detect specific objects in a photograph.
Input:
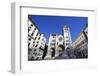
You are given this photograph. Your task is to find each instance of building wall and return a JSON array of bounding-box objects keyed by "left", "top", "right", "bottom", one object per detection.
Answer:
[
  {"left": 28, "top": 18, "right": 46, "bottom": 60},
  {"left": 72, "top": 26, "right": 88, "bottom": 58},
  {"left": 72, "top": 32, "right": 86, "bottom": 49}
]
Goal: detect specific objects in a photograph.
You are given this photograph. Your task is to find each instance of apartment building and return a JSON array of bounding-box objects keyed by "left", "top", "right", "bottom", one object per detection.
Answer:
[
  {"left": 28, "top": 17, "right": 46, "bottom": 60},
  {"left": 72, "top": 26, "right": 88, "bottom": 58}
]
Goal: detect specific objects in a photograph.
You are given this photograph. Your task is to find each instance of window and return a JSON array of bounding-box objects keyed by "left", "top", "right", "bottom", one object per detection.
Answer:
[
  {"left": 37, "top": 41, "right": 39, "bottom": 43},
  {"left": 50, "top": 43, "right": 55, "bottom": 46},
  {"left": 66, "top": 40, "right": 69, "bottom": 42},
  {"left": 34, "top": 49, "right": 36, "bottom": 51},
  {"left": 33, "top": 41, "right": 35, "bottom": 44},
  {"left": 35, "top": 44, "right": 38, "bottom": 47},
  {"left": 57, "top": 42, "right": 58, "bottom": 45},
  {"left": 64, "top": 28, "right": 68, "bottom": 31},
  {"left": 31, "top": 32, "right": 34, "bottom": 36},
  {"left": 34, "top": 27, "right": 36, "bottom": 30},
  {"left": 63, "top": 42, "right": 64, "bottom": 45},
  {"left": 28, "top": 38, "right": 31, "bottom": 41},
  {"left": 52, "top": 34, "right": 56, "bottom": 36},
  {"left": 66, "top": 36, "right": 68, "bottom": 38},
  {"left": 28, "top": 48, "right": 31, "bottom": 51},
  {"left": 38, "top": 37, "right": 40, "bottom": 40},
  {"left": 35, "top": 37, "right": 37, "bottom": 40},
  {"left": 31, "top": 56, "right": 34, "bottom": 59},
  {"left": 36, "top": 33, "right": 38, "bottom": 36},
  {"left": 28, "top": 43, "right": 30, "bottom": 46},
  {"left": 31, "top": 24, "right": 33, "bottom": 27}
]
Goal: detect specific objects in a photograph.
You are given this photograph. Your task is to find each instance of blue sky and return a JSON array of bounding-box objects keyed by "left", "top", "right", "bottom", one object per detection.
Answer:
[{"left": 29, "top": 15, "right": 88, "bottom": 43}]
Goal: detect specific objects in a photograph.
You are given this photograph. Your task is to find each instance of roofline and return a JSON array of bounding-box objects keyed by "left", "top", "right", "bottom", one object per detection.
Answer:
[{"left": 28, "top": 15, "right": 40, "bottom": 32}]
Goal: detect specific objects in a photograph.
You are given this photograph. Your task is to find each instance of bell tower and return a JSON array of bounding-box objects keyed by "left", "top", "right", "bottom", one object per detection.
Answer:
[{"left": 63, "top": 25, "right": 72, "bottom": 49}]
